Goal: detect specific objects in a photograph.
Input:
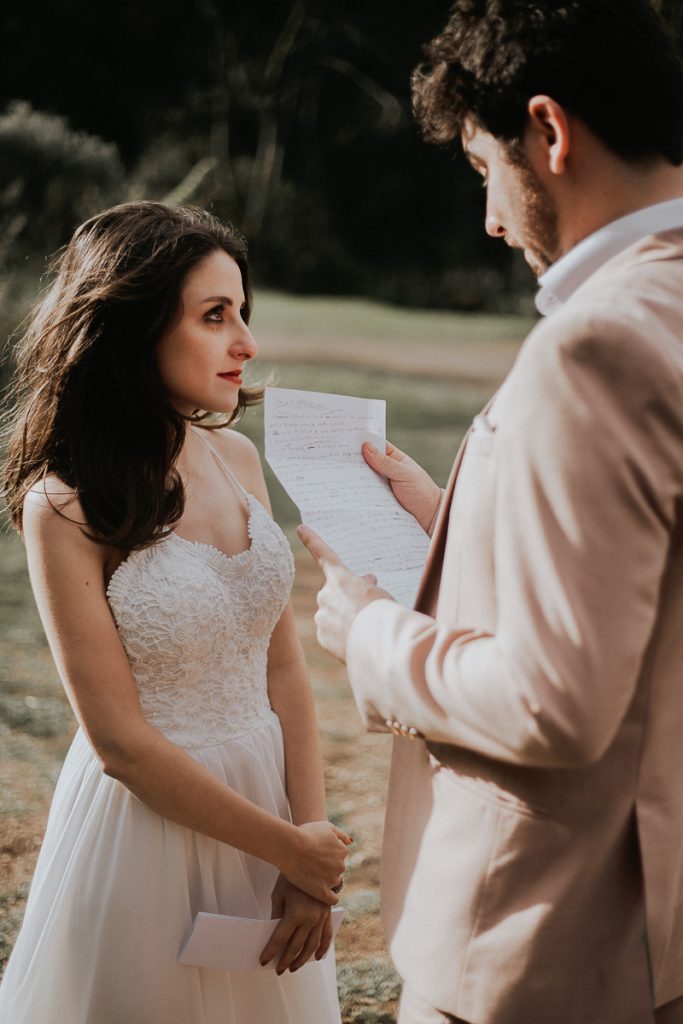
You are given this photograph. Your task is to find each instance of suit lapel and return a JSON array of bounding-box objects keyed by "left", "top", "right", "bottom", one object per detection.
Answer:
[
  {"left": 414, "top": 391, "right": 499, "bottom": 614},
  {"left": 413, "top": 425, "right": 472, "bottom": 614}
]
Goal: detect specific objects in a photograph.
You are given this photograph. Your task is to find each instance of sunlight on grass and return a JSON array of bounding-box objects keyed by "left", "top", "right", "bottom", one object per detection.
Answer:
[
  {"left": 252, "top": 290, "right": 534, "bottom": 347},
  {"left": 337, "top": 958, "right": 402, "bottom": 1023}
]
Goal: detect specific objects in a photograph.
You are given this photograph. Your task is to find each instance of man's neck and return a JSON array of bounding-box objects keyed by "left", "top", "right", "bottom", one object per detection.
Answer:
[
  {"left": 556, "top": 155, "right": 683, "bottom": 258},
  {"left": 536, "top": 188, "right": 683, "bottom": 315}
]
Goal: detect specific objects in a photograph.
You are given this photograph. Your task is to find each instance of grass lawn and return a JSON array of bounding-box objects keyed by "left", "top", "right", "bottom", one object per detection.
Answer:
[
  {"left": 0, "top": 290, "right": 525, "bottom": 1021},
  {"left": 251, "top": 289, "right": 533, "bottom": 347}
]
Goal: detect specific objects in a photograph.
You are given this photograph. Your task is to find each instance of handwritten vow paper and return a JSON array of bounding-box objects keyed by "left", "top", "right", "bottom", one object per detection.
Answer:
[
  {"left": 178, "top": 907, "right": 345, "bottom": 972},
  {"left": 264, "top": 387, "right": 430, "bottom": 608}
]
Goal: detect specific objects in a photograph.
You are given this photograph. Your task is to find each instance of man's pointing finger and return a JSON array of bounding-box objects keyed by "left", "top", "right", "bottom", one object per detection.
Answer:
[{"left": 296, "top": 525, "right": 343, "bottom": 570}]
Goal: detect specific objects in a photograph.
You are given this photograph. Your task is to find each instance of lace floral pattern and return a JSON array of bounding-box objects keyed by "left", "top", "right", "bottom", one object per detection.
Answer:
[{"left": 106, "top": 494, "right": 295, "bottom": 748}]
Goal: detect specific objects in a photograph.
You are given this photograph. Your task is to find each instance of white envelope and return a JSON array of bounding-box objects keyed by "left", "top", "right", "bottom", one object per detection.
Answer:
[{"left": 178, "top": 906, "right": 345, "bottom": 973}]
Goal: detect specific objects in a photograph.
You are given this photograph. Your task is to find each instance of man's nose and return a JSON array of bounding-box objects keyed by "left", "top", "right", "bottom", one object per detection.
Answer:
[{"left": 485, "top": 211, "right": 506, "bottom": 239}]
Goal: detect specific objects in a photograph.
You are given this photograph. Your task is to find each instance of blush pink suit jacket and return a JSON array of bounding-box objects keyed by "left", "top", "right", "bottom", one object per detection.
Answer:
[{"left": 346, "top": 230, "right": 683, "bottom": 1024}]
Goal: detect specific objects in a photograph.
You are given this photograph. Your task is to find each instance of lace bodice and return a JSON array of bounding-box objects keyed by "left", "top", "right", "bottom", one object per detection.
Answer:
[{"left": 106, "top": 439, "right": 295, "bottom": 748}]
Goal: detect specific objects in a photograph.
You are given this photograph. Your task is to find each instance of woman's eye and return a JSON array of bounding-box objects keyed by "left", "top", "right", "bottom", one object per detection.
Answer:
[{"left": 206, "top": 306, "right": 224, "bottom": 322}]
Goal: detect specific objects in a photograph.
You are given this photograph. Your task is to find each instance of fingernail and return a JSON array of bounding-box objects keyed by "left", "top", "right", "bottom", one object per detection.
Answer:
[{"left": 365, "top": 443, "right": 377, "bottom": 453}]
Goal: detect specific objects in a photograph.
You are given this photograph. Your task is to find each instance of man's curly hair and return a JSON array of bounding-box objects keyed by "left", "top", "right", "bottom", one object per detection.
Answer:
[{"left": 411, "top": 0, "right": 683, "bottom": 164}]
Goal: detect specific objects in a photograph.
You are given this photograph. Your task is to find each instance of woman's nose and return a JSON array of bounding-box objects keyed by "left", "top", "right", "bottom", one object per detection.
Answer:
[{"left": 233, "top": 326, "right": 258, "bottom": 361}]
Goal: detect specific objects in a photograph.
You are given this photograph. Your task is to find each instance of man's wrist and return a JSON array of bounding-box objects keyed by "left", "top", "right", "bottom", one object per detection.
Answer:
[
  {"left": 345, "top": 596, "right": 394, "bottom": 665},
  {"left": 426, "top": 488, "right": 445, "bottom": 536}
]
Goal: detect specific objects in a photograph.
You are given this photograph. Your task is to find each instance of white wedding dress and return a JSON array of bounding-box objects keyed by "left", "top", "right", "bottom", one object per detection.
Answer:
[{"left": 0, "top": 431, "right": 341, "bottom": 1024}]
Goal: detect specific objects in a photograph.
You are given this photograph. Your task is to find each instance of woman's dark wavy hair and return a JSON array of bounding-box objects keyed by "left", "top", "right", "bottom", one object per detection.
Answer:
[
  {"left": 412, "top": 0, "right": 683, "bottom": 164},
  {"left": 2, "top": 200, "right": 262, "bottom": 551}
]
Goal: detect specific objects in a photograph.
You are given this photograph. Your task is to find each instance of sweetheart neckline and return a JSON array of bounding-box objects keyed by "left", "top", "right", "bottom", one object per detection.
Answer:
[
  {"left": 168, "top": 512, "right": 255, "bottom": 565},
  {"left": 105, "top": 492, "right": 263, "bottom": 601}
]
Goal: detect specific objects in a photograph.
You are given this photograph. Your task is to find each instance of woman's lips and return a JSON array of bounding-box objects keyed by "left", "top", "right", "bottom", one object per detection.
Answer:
[{"left": 218, "top": 371, "right": 242, "bottom": 385}]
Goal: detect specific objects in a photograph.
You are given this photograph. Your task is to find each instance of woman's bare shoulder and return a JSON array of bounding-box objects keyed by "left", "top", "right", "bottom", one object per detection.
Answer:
[
  {"left": 24, "top": 473, "right": 83, "bottom": 518},
  {"left": 23, "top": 476, "right": 100, "bottom": 555},
  {"left": 210, "top": 426, "right": 259, "bottom": 462},
  {"left": 208, "top": 427, "right": 270, "bottom": 506},
  {"left": 209, "top": 427, "right": 262, "bottom": 477}
]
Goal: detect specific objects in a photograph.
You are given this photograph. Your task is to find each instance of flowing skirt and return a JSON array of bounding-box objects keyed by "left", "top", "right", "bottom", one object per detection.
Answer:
[{"left": 0, "top": 712, "right": 341, "bottom": 1023}]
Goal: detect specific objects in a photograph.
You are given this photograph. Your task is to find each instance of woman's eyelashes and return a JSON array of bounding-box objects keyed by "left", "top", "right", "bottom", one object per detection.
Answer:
[
  {"left": 204, "top": 303, "right": 247, "bottom": 324},
  {"left": 205, "top": 304, "right": 225, "bottom": 323}
]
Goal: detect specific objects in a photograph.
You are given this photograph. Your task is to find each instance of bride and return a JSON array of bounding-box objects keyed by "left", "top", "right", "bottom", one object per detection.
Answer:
[{"left": 0, "top": 201, "right": 350, "bottom": 1023}]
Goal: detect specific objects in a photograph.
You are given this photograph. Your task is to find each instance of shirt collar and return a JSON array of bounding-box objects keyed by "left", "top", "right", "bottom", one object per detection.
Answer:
[{"left": 535, "top": 197, "right": 683, "bottom": 316}]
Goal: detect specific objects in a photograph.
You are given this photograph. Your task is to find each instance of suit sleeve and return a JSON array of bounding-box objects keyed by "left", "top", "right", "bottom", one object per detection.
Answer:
[{"left": 346, "top": 313, "right": 683, "bottom": 768}]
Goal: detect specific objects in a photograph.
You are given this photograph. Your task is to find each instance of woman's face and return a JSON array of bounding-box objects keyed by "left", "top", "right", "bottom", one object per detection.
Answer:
[{"left": 156, "top": 250, "right": 258, "bottom": 416}]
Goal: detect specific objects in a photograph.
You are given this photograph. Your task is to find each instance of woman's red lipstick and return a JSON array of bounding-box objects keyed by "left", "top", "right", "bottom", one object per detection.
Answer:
[{"left": 218, "top": 371, "right": 242, "bottom": 385}]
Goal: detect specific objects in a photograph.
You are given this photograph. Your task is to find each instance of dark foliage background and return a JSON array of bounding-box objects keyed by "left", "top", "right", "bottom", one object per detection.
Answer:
[
  {"left": 0, "top": 0, "right": 535, "bottom": 312},
  {"left": 0, "top": 0, "right": 681, "bottom": 312}
]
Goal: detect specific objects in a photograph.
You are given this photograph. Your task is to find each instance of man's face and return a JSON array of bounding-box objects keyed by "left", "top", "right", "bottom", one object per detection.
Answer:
[{"left": 462, "top": 122, "right": 561, "bottom": 276}]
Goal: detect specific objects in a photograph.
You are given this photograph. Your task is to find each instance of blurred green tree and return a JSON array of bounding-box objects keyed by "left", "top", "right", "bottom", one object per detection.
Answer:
[
  {"left": 0, "top": 102, "right": 125, "bottom": 391},
  {"left": 653, "top": 0, "right": 683, "bottom": 47},
  {"left": 0, "top": 0, "right": 514, "bottom": 309},
  {"left": 0, "top": 101, "right": 124, "bottom": 271},
  {"left": 7, "top": 0, "right": 678, "bottom": 309}
]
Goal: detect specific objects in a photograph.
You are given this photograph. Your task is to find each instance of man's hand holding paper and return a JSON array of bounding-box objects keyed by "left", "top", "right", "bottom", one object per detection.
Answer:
[
  {"left": 361, "top": 440, "right": 443, "bottom": 536},
  {"left": 265, "top": 387, "right": 433, "bottom": 610},
  {"left": 264, "top": 386, "right": 437, "bottom": 662}
]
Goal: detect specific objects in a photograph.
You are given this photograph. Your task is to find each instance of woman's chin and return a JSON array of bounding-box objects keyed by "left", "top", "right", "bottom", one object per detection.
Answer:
[{"left": 177, "top": 396, "right": 240, "bottom": 419}]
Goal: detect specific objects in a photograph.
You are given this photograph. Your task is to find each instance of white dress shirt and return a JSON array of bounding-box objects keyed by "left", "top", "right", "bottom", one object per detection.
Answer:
[{"left": 535, "top": 197, "right": 683, "bottom": 316}]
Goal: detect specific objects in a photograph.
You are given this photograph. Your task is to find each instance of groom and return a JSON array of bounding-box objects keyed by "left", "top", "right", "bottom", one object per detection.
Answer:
[{"left": 299, "top": 1, "right": 683, "bottom": 1022}]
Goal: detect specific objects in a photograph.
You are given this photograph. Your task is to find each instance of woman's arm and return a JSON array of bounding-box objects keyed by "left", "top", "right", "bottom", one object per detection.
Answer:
[
  {"left": 263, "top": 607, "right": 339, "bottom": 973},
  {"left": 267, "top": 603, "right": 327, "bottom": 824},
  {"left": 22, "top": 485, "right": 349, "bottom": 904}
]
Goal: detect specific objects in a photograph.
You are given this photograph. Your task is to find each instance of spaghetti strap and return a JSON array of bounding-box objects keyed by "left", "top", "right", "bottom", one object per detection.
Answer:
[{"left": 191, "top": 427, "right": 251, "bottom": 500}]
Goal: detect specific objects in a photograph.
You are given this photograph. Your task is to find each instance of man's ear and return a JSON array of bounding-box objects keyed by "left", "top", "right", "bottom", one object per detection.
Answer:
[{"left": 526, "top": 96, "right": 570, "bottom": 175}]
